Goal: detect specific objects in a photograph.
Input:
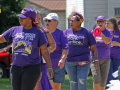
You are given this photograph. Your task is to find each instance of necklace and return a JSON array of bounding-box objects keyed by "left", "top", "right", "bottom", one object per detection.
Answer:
[
  {"left": 74, "top": 31, "right": 79, "bottom": 35},
  {"left": 73, "top": 29, "right": 81, "bottom": 35}
]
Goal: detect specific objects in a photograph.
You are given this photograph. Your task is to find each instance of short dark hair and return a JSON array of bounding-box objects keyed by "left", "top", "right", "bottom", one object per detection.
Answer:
[{"left": 107, "top": 17, "right": 118, "bottom": 31}]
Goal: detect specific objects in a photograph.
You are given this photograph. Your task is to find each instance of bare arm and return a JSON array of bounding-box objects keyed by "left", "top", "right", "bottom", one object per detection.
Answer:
[
  {"left": 101, "top": 33, "right": 111, "bottom": 44},
  {"left": 90, "top": 44, "right": 98, "bottom": 70},
  {"left": 46, "top": 32, "right": 56, "bottom": 53},
  {"left": 40, "top": 43, "right": 53, "bottom": 78},
  {"left": 40, "top": 43, "right": 52, "bottom": 68},
  {"left": 111, "top": 41, "right": 120, "bottom": 47},
  {"left": 90, "top": 44, "right": 98, "bottom": 60},
  {"left": 0, "top": 35, "right": 7, "bottom": 43},
  {"left": 58, "top": 49, "right": 68, "bottom": 69}
]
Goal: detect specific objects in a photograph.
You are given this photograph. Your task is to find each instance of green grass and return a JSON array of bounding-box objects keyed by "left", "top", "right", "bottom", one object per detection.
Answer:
[
  {"left": 0, "top": 78, "right": 12, "bottom": 90},
  {"left": 0, "top": 75, "right": 93, "bottom": 90}
]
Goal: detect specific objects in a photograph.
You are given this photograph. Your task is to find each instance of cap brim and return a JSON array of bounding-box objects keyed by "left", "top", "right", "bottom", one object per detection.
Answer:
[
  {"left": 97, "top": 19, "right": 105, "bottom": 21},
  {"left": 43, "top": 16, "right": 52, "bottom": 20},
  {"left": 16, "top": 14, "right": 26, "bottom": 18}
]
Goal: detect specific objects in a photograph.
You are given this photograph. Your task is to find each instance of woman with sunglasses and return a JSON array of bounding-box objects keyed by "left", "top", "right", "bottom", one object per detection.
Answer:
[
  {"left": 64, "top": 13, "right": 98, "bottom": 90},
  {"left": 0, "top": 8, "right": 53, "bottom": 90},
  {"left": 43, "top": 13, "right": 69, "bottom": 90},
  {"left": 34, "top": 10, "right": 56, "bottom": 90},
  {"left": 105, "top": 17, "right": 120, "bottom": 89},
  {"left": 90, "top": 15, "right": 112, "bottom": 90}
]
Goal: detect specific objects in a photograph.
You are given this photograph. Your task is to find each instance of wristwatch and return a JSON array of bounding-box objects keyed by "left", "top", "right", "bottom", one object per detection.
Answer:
[{"left": 45, "top": 31, "right": 49, "bottom": 34}]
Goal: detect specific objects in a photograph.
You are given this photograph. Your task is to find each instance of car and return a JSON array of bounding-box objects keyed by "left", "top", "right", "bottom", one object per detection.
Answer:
[{"left": 0, "top": 44, "right": 12, "bottom": 78}]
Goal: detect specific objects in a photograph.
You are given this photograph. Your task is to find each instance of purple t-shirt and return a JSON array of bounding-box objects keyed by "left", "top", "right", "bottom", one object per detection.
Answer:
[
  {"left": 95, "top": 28, "right": 112, "bottom": 60},
  {"left": 50, "top": 28, "right": 69, "bottom": 68},
  {"left": 64, "top": 27, "right": 96, "bottom": 62},
  {"left": 111, "top": 29, "right": 120, "bottom": 59},
  {"left": 3, "top": 26, "right": 47, "bottom": 66}
]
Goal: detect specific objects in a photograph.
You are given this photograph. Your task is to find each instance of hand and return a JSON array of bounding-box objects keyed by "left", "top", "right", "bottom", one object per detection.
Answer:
[
  {"left": 58, "top": 59, "right": 65, "bottom": 69},
  {"left": 45, "top": 28, "right": 49, "bottom": 32},
  {"left": 48, "top": 68, "right": 53, "bottom": 79},
  {"left": 94, "top": 61, "right": 99, "bottom": 70},
  {"left": 100, "top": 32, "right": 103, "bottom": 35},
  {"left": 111, "top": 41, "right": 119, "bottom": 46}
]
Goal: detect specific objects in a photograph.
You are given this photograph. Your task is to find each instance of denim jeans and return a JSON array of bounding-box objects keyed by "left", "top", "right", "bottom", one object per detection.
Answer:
[
  {"left": 47, "top": 66, "right": 65, "bottom": 83},
  {"left": 65, "top": 61, "right": 90, "bottom": 90},
  {"left": 105, "top": 58, "right": 120, "bottom": 90}
]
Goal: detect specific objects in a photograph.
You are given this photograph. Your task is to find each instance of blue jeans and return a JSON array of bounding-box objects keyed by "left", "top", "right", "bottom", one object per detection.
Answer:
[
  {"left": 47, "top": 66, "right": 65, "bottom": 83},
  {"left": 105, "top": 58, "right": 120, "bottom": 90},
  {"left": 65, "top": 61, "right": 90, "bottom": 90}
]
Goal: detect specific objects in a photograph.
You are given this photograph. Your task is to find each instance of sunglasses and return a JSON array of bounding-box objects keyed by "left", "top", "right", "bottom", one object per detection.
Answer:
[
  {"left": 70, "top": 19, "right": 79, "bottom": 22},
  {"left": 106, "top": 22, "right": 112, "bottom": 25},
  {"left": 97, "top": 21, "right": 105, "bottom": 24},
  {"left": 69, "top": 19, "right": 74, "bottom": 22},
  {"left": 45, "top": 20, "right": 51, "bottom": 22}
]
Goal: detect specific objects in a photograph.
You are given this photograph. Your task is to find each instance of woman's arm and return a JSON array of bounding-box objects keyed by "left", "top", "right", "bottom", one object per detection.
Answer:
[
  {"left": 111, "top": 41, "right": 120, "bottom": 47},
  {"left": 90, "top": 44, "right": 98, "bottom": 70},
  {"left": 46, "top": 32, "right": 56, "bottom": 53},
  {"left": 40, "top": 43, "right": 53, "bottom": 78},
  {"left": 0, "top": 35, "right": 7, "bottom": 43},
  {"left": 58, "top": 49, "right": 68, "bottom": 69}
]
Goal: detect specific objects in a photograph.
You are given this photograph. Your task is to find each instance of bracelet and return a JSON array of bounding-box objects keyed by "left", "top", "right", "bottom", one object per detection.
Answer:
[
  {"left": 92, "top": 59, "right": 98, "bottom": 62},
  {"left": 95, "top": 60, "right": 99, "bottom": 62},
  {"left": 48, "top": 68, "right": 53, "bottom": 70}
]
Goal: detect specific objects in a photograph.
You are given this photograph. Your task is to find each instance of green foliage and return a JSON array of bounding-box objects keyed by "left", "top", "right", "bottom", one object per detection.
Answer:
[
  {"left": 0, "top": 0, "right": 28, "bottom": 34},
  {"left": 0, "top": 0, "right": 28, "bottom": 47}
]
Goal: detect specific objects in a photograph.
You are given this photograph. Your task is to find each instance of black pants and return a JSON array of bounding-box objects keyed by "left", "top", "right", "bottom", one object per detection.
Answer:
[{"left": 10, "top": 63, "right": 41, "bottom": 90}]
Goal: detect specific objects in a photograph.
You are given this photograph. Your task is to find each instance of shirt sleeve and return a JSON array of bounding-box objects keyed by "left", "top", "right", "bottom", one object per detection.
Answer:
[
  {"left": 87, "top": 29, "right": 96, "bottom": 46},
  {"left": 60, "top": 31, "right": 69, "bottom": 49},
  {"left": 38, "top": 30, "right": 47, "bottom": 47},
  {"left": 3, "top": 27, "right": 15, "bottom": 42},
  {"left": 63, "top": 29, "right": 67, "bottom": 36},
  {"left": 107, "top": 30, "right": 113, "bottom": 39}
]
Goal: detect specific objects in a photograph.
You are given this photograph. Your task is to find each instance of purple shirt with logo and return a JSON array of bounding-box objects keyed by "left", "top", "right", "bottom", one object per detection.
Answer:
[
  {"left": 64, "top": 27, "right": 96, "bottom": 62},
  {"left": 111, "top": 29, "right": 120, "bottom": 59},
  {"left": 50, "top": 28, "right": 69, "bottom": 68},
  {"left": 95, "top": 28, "right": 112, "bottom": 60},
  {"left": 3, "top": 26, "right": 47, "bottom": 66}
]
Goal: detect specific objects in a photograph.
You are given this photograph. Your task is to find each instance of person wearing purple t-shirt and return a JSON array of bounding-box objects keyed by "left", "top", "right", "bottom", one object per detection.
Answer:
[
  {"left": 0, "top": 8, "right": 53, "bottom": 90},
  {"left": 91, "top": 15, "right": 112, "bottom": 90},
  {"left": 64, "top": 13, "right": 98, "bottom": 90},
  {"left": 105, "top": 17, "right": 120, "bottom": 89},
  {"left": 43, "top": 13, "right": 69, "bottom": 90},
  {"left": 34, "top": 10, "right": 56, "bottom": 90}
]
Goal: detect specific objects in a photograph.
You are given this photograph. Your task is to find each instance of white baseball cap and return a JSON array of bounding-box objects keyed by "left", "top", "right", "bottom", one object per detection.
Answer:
[{"left": 43, "top": 13, "right": 59, "bottom": 21}]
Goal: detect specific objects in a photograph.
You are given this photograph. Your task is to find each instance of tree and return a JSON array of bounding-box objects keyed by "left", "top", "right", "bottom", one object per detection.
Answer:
[{"left": 0, "top": 0, "right": 28, "bottom": 48}]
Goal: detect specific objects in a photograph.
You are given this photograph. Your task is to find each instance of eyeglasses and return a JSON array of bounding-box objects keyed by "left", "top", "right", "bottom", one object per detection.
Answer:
[
  {"left": 106, "top": 23, "right": 112, "bottom": 25},
  {"left": 97, "top": 21, "right": 105, "bottom": 24},
  {"left": 45, "top": 20, "right": 51, "bottom": 22}
]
